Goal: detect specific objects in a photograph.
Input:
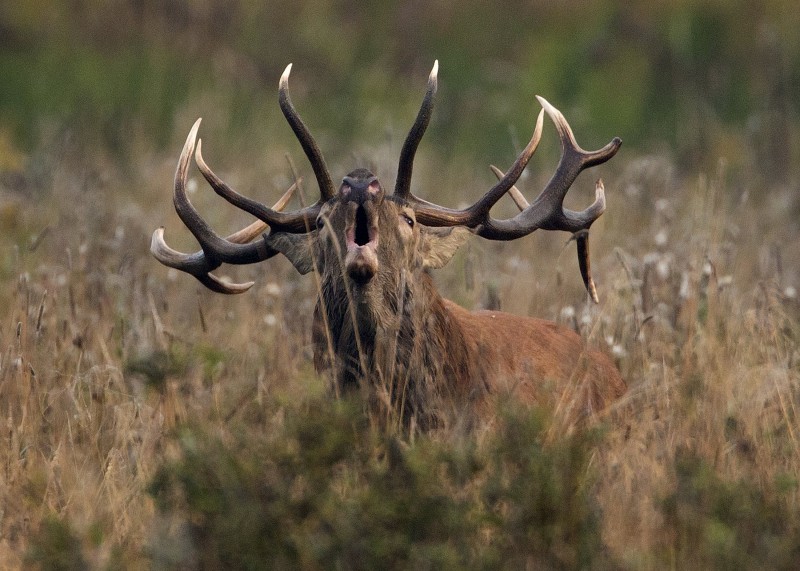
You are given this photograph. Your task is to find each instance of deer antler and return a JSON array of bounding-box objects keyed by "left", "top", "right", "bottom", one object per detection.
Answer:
[
  {"left": 392, "top": 67, "right": 619, "bottom": 301},
  {"left": 394, "top": 61, "right": 438, "bottom": 199},
  {"left": 407, "top": 96, "right": 620, "bottom": 234},
  {"left": 393, "top": 61, "right": 546, "bottom": 213},
  {"left": 154, "top": 63, "right": 620, "bottom": 300},
  {"left": 151, "top": 65, "right": 338, "bottom": 293},
  {"left": 279, "top": 64, "right": 336, "bottom": 201},
  {"left": 150, "top": 120, "right": 303, "bottom": 293},
  {"left": 490, "top": 164, "right": 601, "bottom": 303}
]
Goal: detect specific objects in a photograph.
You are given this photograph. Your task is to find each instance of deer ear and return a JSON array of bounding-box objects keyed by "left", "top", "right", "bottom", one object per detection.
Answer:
[
  {"left": 265, "top": 232, "right": 316, "bottom": 274},
  {"left": 420, "top": 226, "right": 471, "bottom": 269}
]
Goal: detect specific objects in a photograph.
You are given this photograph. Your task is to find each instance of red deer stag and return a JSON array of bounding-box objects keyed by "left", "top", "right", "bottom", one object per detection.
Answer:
[{"left": 151, "top": 62, "right": 625, "bottom": 428}]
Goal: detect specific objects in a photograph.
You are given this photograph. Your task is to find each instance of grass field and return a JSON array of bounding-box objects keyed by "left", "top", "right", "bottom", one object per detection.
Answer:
[{"left": 1, "top": 112, "right": 798, "bottom": 568}]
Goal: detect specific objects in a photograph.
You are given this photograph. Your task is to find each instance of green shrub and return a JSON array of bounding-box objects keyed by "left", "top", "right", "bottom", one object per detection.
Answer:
[
  {"left": 147, "top": 397, "right": 612, "bottom": 569},
  {"left": 658, "top": 447, "right": 800, "bottom": 570},
  {"left": 25, "top": 516, "right": 87, "bottom": 571}
]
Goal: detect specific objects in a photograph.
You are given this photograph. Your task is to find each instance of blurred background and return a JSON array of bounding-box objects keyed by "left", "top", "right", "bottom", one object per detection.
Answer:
[{"left": 1, "top": 0, "right": 798, "bottom": 182}]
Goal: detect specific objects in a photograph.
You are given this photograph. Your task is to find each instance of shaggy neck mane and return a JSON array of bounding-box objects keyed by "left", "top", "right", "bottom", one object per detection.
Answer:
[{"left": 313, "top": 271, "right": 475, "bottom": 428}]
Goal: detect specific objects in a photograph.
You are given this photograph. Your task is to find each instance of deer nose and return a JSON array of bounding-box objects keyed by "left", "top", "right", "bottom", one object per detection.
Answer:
[{"left": 340, "top": 174, "right": 384, "bottom": 204}]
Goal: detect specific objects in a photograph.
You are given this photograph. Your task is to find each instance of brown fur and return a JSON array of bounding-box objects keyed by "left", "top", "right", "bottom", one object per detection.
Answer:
[
  {"left": 154, "top": 71, "right": 626, "bottom": 429},
  {"left": 274, "top": 169, "right": 626, "bottom": 429},
  {"left": 442, "top": 301, "right": 626, "bottom": 420},
  {"left": 155, "top": 77, "right": 625, "bottom": 429}
]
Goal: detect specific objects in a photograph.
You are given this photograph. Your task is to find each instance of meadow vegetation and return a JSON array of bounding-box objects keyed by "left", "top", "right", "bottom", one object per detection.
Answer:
[
  {"left": 1, "top": 110, "right": 798, "bottom": 570},
  {"left": 1, "top": 1, "right": 800, "bottom": 568}
]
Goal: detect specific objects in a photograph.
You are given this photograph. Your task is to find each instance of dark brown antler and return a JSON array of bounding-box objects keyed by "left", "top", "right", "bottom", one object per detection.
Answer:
[
  {"left": 409, "top": 96, "right": 620, "bottom": 234},
  {"left": 151, "top": 119, "right": 302, "bottom": 294},
  {"left": 152, "top": 64, "right": 340, "bottom": 293},
  {"left": 394, "top": 61, "right": 438, "bottom": 199},
  {"left": 189, "top": 65, "right": 332, "bottom": 233},
  {"left": 393, "top": 61, "right": 546, "bottom": 214},
  {"left": 392, "top": 70, "right": 619, "bottom": 302},
  {"left": 279, "top": 64, "right": 336, "bottom": 201},
  {"left": 194, "top": 137, "right": 319, "bottom": 234},
  {"left": 490, "top": 164, "right": 601, "bottom": 303}
]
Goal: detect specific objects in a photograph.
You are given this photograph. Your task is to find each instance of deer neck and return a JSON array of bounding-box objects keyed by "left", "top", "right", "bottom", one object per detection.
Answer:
[{"left": 314, "top": 270, "right": 474, "bottom": 424}]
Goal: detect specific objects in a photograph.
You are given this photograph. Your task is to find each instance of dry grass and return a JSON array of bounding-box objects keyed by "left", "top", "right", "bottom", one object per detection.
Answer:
[
  {"left": 0, "top": 130, "right": 798, "bottom": 568},
  {"left": 594, "top": 164, "right": 800, "bottom": 567}
]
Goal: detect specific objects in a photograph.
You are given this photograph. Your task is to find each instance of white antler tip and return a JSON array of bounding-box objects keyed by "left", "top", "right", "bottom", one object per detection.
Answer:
[
  {"left": 180, "top": 119, "right": 202, "bottom": 165},
  {"left": 209, "top": 274, "right": 255, "bottom": 294},
  {"left": 535, "top": 95, "right": 556, "bottom": 114},
  {"left": 589, "top": 281, "right": 599, "bottom": 304},
  {"left": 427, "top": 60, "right": 439, "bottom": 89},
  {"left": 188, "top": 118, "right": 202, "bottom": 140},
  {"left": 150, "top": 228, "right": 175, "bottom": 261},
  {"left": 194, "top": 138, "right": 205, "bottom": 164},
  {"left": 535, "top": 107, "right": 545, "bottom": 131},
  {"left": 280, "top": 63, "right": 292, "bottom": 87},
  {"left": 535, "top": 95, "right": 573, "bottom": 138},
  {"left": 150, "top": 227, "right": 165, "bottom": 247},
  {"left": 595, "top": 179, "right": 605, "bottom": 198}
]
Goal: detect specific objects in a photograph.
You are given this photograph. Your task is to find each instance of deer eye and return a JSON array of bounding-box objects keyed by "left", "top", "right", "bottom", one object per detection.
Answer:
[
  {"left": 401, "top": 214, "right": 414, "bottom": 228},
  {"left": 316, "top": 217, "right": 325, "bottom": 230}
]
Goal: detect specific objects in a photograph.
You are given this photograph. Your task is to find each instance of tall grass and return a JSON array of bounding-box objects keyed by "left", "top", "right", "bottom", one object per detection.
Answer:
[{"left": 1, "top": 121, "right": 799, "bottom": 568}]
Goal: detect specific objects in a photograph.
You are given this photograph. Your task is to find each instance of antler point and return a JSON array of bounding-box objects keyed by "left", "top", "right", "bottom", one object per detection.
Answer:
[
  {"left": 188, "top": 118, "right": 202, "bottom": 138},
  {"left": 595, "top": 179, "right": 606, "bottom": 198},
  {"left": 280, "top": 63, "right": 292, "bottom": 86},
  {"left": 535, "top": 107, "right": 545, "bottom": 133},
  {"left": 535, "top": 95, "right": 558, "bottom": 116},
  {"left": 429, "top": 60, "right": 439, "bottom": 86}
]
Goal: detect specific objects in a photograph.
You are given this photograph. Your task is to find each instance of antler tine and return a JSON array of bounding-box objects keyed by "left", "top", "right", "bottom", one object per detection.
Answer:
[
  {"left": 411, "top": 108, "right": 545, "bottom": 227},
  {"left": 538, "top": 96, "right": 621, "bottom": 169},
  {"left": 195, "top": 139, "right": 318, "bottom": 233},
  {"left": 490, "top": 165, "right": 601, "bottom": 303},
  {"left": 151, "top": 120, "right": 300, "bottom": 294},
  {"left": 150, "top": 228, "right": 256, "bottom": 294},
  {"left": 151, "top": 181, "right": 297, "bottom": 294},
  {"left": 152, "top": 176, "right": 298, "bottom": 267},
  {"left": 170, "top": 120, "right": 281, "bottom": 264},
  {"left": 574, "top": 228, "right": 599, "bottom": 303},
  {"left": 473, "top": 97, "right": 620, "bottom": 239},
  {"left": 490, "top": 164, "right": 530, "bottom": 210},
  {"left": 279, "top": 64, "right": 336, "bottom": 201},
  {"left": 495, "top": 96, "right": 616, "bottom": 232},
  {"left": 394, "top": 60, "right": 438, "bottom": 200},
  {"left": 410, "top": 97, "right": 618, "bottom": 234}
]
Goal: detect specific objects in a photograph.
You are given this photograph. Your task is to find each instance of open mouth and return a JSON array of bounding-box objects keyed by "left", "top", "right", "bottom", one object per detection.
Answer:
[
  {"left": 346, "top": 204, "right": 378, "bottom": 252},
  {"left": 345, "top": 204, "right": 379, "bottom": 283},
  {"left": 354, "top": 205, "right": 370, "bottom": 246}
]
